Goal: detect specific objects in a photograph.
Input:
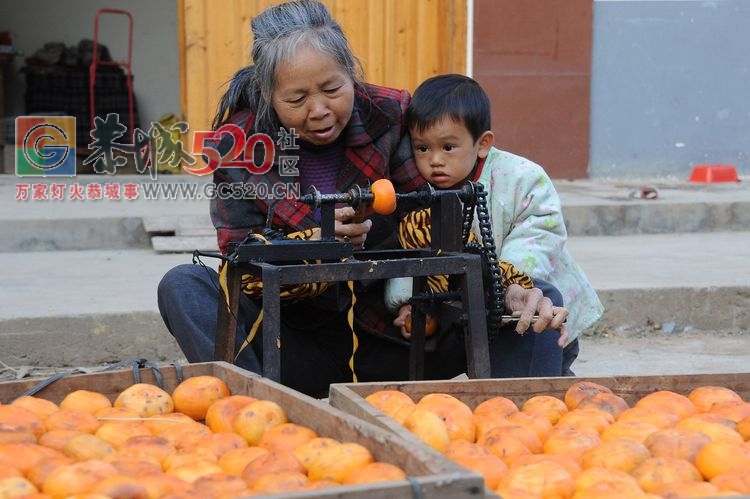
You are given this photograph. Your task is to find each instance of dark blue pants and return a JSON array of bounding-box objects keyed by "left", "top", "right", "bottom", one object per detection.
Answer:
[
  {"left": 158, "top": 263, "right": 567, "bottom": 397},
  {"left": 563, "top": 337, "right": 580, "bottom": 377}
]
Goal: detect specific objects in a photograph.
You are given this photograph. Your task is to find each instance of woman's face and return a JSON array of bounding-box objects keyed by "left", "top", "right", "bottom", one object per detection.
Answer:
[{"left": 272, "top": 43, "right": 355, "bottom": 145}]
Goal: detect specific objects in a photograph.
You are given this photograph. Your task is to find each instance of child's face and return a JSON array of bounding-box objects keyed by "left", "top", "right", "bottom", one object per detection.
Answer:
[{"left": 410, "top": 118, "right": 493, "bottom": 189}]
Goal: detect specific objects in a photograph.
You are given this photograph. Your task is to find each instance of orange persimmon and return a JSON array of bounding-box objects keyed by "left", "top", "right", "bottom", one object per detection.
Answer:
[
  {"left": 498, "top": 460, "right": 575, "bottom": 499},
  {"left": 443, "top": 439, "right": 508, "bottom": 489},
  {"left": 563, "top": 381, "right": 613, "bottom": 410},
  {"left": 643, "top": 428, "right": 711, "bottom": 462},
  {"left": 631, "top": 456, "right": 702, "bottom": 493},
  {"left": 404, "top": 314, "right": 438, "bottom": 337},
  {"left": 635, "top": 390, "right": 697, "bottom": 419},
  {"left": 580, "top": 437, "right": 650, "bottom": 473},
  {"left": 258, "top": 422, "right": 317, "bottom": 453},
  {"left": 342, "top": 462, "right": 407, "bottom": 485},
  {"left": 415, "top": 393, "right": 475, "bottom": 442},
  {"left": 371, "top": 178, "right": 397, "bottom": 215},
  {"left": 204, "top": 395, "right": 256, "bottom": 433},
  {"left": 59, "top": 389, "right": 112, "bottom": 416},
  {"left": 521, "top": 395, "right": 568, "bottom": 425},
  {"left": 688, "top": 385, "right": 743, "bottom": 413},
  {"left": 172, "top": 375, "right": 231, "bottom": 421}
]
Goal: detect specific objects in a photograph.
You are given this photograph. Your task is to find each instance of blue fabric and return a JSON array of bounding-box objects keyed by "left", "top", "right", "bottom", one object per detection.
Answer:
[
  {"left": 486, "top": 278, "right": 564, "bottom": 378},
  {"left": 157, "top": 264, "right": 263, "bottom": 374},
  {"left": 563, "top": 338, "right": 580, "bottom": 377}
]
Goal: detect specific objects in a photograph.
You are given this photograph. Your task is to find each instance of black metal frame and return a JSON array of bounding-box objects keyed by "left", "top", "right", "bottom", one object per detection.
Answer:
[{"left": 213, "top": 187, "right": 492, "bottom": 381}]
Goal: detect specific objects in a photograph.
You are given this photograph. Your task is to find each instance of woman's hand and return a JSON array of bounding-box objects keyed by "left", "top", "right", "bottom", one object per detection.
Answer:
[
  {"left": 504, "top": 284, "right": 569, "bottom": 347},
  {"left": 335, "top": 206, "right": 372, "bottom": 248}
]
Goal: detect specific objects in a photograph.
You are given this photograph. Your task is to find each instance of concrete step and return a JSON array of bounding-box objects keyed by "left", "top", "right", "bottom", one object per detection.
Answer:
[
  {"left": 151, "top": 235, "right": 219, "bottom": 253},
  {"left": 0, "top": 175, "right": 210, "bottom": 253},
  {"left": 1, "top": 217, "right": 151, "bottom": 252},
  {"left": 567, "top": 231, "right": 750, "bottom": 332},
  {"left": 143, "top": 215, "right": 219, "bottom": 253},
  {"left": 557, "top": 178, "right": 750, "bottom": 236},
  {"left": 563, "top": 199, "right": 750, "bottom": 236},
  {"left": 1, "top": 249, "right": 192, "bottom": 368},
  {"left": 142, "top": 214, "right": 214, "bottom": 235},
  {"left": 1, "top": 231, "right": 749, "bottom": 370}
]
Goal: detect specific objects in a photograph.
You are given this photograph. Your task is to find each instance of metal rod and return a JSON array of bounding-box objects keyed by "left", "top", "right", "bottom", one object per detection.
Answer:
[{"left": 501, "top": 315, "right": 567, "bottom": 324}]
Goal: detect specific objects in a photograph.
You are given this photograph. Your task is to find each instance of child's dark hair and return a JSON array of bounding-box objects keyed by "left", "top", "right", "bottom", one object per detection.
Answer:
[{"left": 406, "top": 74, "right": 491, "bottom": 142}]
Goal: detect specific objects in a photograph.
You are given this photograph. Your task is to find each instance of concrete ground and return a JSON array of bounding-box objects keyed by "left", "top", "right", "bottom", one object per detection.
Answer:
[{"left": 1, "top": 173, "right": 749, "bottom": 382}]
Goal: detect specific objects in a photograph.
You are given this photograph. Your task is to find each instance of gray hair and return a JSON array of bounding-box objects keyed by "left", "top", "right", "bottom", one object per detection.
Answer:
[{"left": 213, "top": 0, "right": 363, "bottom": 134}]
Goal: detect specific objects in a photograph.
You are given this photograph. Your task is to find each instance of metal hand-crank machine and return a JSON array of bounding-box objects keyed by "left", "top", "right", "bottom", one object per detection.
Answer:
[{"left": 211, "top": 180, "right": 500, "bottom": 381}]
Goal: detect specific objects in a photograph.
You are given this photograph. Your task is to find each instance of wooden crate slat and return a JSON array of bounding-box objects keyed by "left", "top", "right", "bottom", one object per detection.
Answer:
[
  {"left": 0, "top": 362, "right": 485, "bottom": 499},
  {"left": 329, "top": 373, "right": 750, "bottom": 499},
  {"left": 331, "top": 373, "right": 750, "bottom": 413}
]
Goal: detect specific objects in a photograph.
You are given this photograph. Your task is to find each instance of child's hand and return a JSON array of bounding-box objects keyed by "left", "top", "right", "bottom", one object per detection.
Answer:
[{"left": 393, "top": 304, "right": 412, "bottom": 339}]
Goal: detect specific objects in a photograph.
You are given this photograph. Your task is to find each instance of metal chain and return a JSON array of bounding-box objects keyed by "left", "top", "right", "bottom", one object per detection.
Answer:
[
  {"left": 461, "top": 182, "right": 505, "bottom": 338},
  {"left": 461, "top": 184, "right": 475, "bottom": 247}
]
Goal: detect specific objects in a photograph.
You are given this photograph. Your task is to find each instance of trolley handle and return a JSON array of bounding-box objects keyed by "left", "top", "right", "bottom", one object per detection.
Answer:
[{"left": 90, "top": 8, "right": 135, "bottom": 139}]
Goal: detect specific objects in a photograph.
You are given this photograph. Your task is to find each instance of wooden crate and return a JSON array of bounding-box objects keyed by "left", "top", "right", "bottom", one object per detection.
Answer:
[
  {"left": 329, "top": 374, "right": 750, "bottom": 498},
  {"left": 330, "top": 373, "right": 750, "bottom": 419},
  {"left": 0, "top": 361, "right": 485, "bottom": 499}
]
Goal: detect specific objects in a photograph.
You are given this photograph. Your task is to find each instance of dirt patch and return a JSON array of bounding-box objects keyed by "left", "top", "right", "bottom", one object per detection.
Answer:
[
  {"left": 1, "top": 330, "right": 747, "bottom": 390},
  {"left": 575, "top": 329, "right": 750, "bottom": 377}
]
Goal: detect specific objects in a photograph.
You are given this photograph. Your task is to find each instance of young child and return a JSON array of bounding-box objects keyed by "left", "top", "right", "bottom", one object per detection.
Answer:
[{"left": 386, "top": 74, "right": 603, "bottom": 376}]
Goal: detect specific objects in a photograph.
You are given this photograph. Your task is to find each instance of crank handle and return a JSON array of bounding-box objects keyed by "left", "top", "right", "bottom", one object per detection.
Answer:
[{"left": 501, "top": 315, "right": 567, "bottom": 324}]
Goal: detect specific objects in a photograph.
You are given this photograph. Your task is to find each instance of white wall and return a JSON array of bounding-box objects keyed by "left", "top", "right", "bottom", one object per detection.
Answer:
[{"left": 0, "top": 0, "right": 180, "bottom": 127}]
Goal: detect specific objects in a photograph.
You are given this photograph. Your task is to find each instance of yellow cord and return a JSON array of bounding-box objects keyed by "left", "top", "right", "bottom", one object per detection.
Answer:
[
  {"left": 347, "top": 280, "right": 359, "bottom": 382},
  {"left": 236, "top": 309, "right": 263, "bottom": 361},
  {"left": 222, "top": 234, "right": 356, "bottom": 380},
  {"left": 224, "top": 233, "right": 271, "bottom": 360},
  {"left": 218, "top": 261, "right": 230, "bottom": 308}
]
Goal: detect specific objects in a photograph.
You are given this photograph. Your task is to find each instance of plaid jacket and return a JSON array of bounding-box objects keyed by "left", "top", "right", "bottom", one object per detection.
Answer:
[{"left": 210, "top": 82, "right": 425, "bottom": 341}]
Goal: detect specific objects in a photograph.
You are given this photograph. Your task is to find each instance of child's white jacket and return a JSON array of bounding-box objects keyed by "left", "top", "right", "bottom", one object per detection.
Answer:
[{"left": 474, "top": 147, "right": 603, "bottom": 342}]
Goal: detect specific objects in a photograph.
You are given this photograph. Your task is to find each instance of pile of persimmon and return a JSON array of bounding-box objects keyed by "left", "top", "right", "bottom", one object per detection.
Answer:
[
  {"left": 365, "top": 382, "right": 750, "bottom": 498},
  {"left": 0, "top": 375, "right": 406, "bottom": 498}
]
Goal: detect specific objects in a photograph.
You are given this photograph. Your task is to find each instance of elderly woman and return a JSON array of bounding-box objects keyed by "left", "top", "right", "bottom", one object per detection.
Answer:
[{"left": 157, "top": 0, "right": 566, "bottom": 397}]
